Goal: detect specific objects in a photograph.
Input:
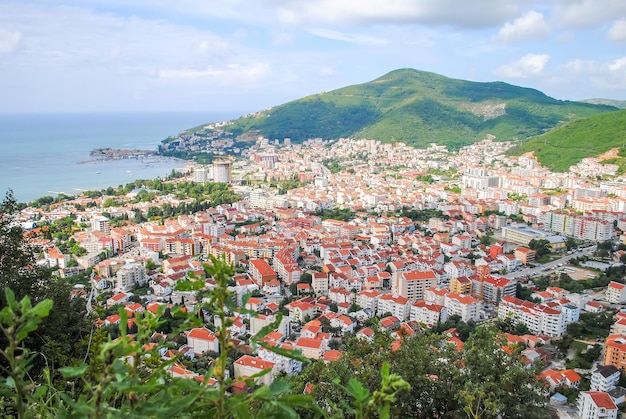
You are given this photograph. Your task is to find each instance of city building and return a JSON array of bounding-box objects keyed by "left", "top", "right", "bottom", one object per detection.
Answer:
[{"left": 576, "top": 391, "right": 618, "bottom": 419}]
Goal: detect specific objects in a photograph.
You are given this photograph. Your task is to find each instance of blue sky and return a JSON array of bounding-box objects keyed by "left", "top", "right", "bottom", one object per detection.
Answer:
[{"left": 1, "top": 0, "right": 626, "bottom": 114}]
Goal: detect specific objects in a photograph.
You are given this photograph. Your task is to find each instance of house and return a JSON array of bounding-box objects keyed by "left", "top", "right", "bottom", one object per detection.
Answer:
[
  {"left": 185, "top": 327, "right": 219, "bottom": 355},
  {"left": 258, "top": 337, "right": 303, "bottom": 376},
  {"left": 577, "top": 391, "right": 618, "bottom": 419},
  {"left": 106, "top": 292, "right": 130, "bottom": 308},
  {"left": 355, "top": 289, "right": 382, "bottom": 312},
  {"left": 540, "top": 369, "right": 582, "bottom": 392},
  {"left": 356, "top": 326, "right": 375, "bottom": 341},
  {"left": 249, "top": 259, "right": 277, "bottom": 286},
  {"left": 233, "top": 355, "right": 276, "bottom": 387},
  {"left": 379, "top": 315, "right": 401, "bottom": 331},
  {"left": 294, "top": 337, "right": 326, "bottom": 360},
  {"left": 329, "top": 314, "right": 355, "bottom": 334},
  {"left": 285, "top": 299, "right": 318, "bottom": 323},
  {"left": 323, "top": 349, "right": 343, "bottom": 363},
  {"left": 444, "top": 293, "right": 479, "bottom": 323},
  {"left": 514, "top": 247, "right": 536, "bottom": 265}
]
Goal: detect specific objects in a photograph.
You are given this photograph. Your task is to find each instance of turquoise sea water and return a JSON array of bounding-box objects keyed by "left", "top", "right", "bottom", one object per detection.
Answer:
[{"left": 0, "top": 112, "right": 241, "bottom": 203}]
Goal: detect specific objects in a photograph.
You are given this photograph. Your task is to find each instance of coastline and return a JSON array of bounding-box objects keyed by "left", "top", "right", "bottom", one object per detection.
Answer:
[{"left": 0, "top": 111, "right": 234, "bottom": 203}]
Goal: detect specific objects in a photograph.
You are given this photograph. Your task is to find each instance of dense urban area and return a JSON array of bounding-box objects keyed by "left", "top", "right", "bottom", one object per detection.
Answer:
[{"left": 5, "top": 133, "right": 626, "bottom": 418}]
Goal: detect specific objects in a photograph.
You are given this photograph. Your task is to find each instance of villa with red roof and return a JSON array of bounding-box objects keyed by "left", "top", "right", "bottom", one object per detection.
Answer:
[
  {"left": 184, "top": 327, "right": 219, "bottom": 355},
  {"left": 294, "top": 337, "right": 326, "bottom": 360},
  {"left": 540, "top": 369, "right": 582, "bottom": 392},
  {"left": 234, "top": 355, "right": 277, "bottom": 387}
]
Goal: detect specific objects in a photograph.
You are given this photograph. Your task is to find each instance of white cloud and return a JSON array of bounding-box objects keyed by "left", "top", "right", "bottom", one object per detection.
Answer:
[
  {"left": 317, "top": 66, "right": 337, "bottom": 76},
  {"left": 554, "top": 0, "right": 626, "bottom": 29},
  {"left": 608, "top": 57, "right": 626, "bottom": 72},
  {"left": 158, "top": 62, "right": 270, "bottom": 83},
  {"left": 563, "top": 56, "right": 626, "bottom": 91},
  {"left": 0, "top": 29, "right": 21, "bottom": 54},
  {"left": 307, "top": 28, "right": 388, "bottom": 45},
  {"left": 279, "top": 0, "right": 521, "bottom": 28},
  {"left": 565, "top": 59, "right": 597, "bottom": 74},
  {"left": 494, "top": 11, "right": 550, "bottom": 42},
  {"left": 495, "top": 53, "right": 550, "bottom": 78},
  {"left": 83, "top": 0, "right": 521, "bottom": 29},
  {"left": 608, "top": 19, "right": 626, "bottom": 42}
]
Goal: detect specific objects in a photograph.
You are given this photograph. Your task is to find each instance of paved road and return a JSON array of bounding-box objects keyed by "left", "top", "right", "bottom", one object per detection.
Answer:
[{"left": 502, "top": 245, "right": 597, "bottom": 281}]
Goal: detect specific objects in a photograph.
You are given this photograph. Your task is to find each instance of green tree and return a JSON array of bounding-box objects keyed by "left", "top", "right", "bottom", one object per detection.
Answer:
[{"left": 528, "top": 239, "right": 551, "bottom": 258}]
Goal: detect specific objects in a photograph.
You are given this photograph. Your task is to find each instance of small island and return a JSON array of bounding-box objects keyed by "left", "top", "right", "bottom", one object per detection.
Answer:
[{"left": 90, "top": 147, "right": 155, "bottom": 160}]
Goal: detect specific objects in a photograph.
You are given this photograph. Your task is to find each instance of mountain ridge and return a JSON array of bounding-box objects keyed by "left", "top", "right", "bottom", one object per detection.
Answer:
[{"left": 220, "top": 68, "right": 616, "bottom": 148}]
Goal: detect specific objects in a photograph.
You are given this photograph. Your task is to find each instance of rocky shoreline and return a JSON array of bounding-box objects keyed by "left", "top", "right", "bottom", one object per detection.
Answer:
[{"left": 89, "top": 147, "right": 156, "bottom": 160}]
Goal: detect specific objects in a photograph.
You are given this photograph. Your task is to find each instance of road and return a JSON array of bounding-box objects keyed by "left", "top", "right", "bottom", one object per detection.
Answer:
[{"left": 502, "top": 245, "right": 597, "bottom": 281}]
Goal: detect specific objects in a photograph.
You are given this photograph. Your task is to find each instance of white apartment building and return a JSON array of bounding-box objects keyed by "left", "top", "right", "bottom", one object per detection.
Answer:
[
  {"left": 590, "top": 365, "right": 620, "bottom": 393},
  {"left": 577, "top": 391, "right": 618, "bottom": 419},
  {"left": 377, "top": 294, "right": 411, "bottom": 321},
  {"left": 356, "top": 289, "right": 382, "bottom": 312},
  {"left": 115, "top": 262, "right": 147, "bottom": 292},
  {"left": 606, "top": 281, "right": 626, "bottom": 304},
  {"left": 444, "top": 293, "right": 479, "bottom": 323},
  {"left": 410, "top": 301, "right": 448, "bottom": 327},
  {"left": 92, "top": 215, "right": 111, "bottom": 235},
  {"left": 392, "top": 270, "right": 438, "bottom": 300},
  {"left": 498, "top": 296, "right": 567, "bottom": 337}
]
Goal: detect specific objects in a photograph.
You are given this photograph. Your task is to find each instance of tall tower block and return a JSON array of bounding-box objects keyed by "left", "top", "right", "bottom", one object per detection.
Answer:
[{"left": 213, "top": 159, "right": 232, "bottom": 184}]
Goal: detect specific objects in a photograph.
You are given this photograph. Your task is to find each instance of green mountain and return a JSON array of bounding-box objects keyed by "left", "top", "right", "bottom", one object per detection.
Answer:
[
  {"left": 224, "top": 68, "right": 616, "bottom": 148},
  {"left": 509, "top": 109, "right": 626, "bottom": 172}
]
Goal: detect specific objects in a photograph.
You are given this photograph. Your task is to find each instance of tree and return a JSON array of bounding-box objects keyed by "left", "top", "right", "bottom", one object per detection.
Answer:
[
  {"left": 528, "top": 239, "right": 551, "bottom": 259},
  {"left": 459, "top": 325, "right": 546, "bottom": 418},
  {"left": 0, "top": 191, "right": 91, "bottom": 378},
  {"left": 0, "top": 190, "right": 53, "bottom": 305},
  {"left": 300, "top": 272, "right": 313, "bottom": 284}
]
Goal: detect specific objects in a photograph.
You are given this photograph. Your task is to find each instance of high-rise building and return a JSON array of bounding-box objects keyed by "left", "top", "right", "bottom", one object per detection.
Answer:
[
  {"left": 193, "top": 167, "right": 208, "bottom": 183},
  {"left": 213, "top": 159, "right": 232, "bottom": 183},
  {"left": 92, "top": 215, "right": 110, "bottom": 235}
]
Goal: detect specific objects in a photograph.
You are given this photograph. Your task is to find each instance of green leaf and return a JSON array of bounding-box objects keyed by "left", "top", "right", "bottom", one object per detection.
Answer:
[
  {"left": 29, "top": 299, "right": 53, "bottom": 319},
  {"left": 32, "top": 384, "right": 48, "bottom": 399},
  {"left": 4, "top": 287, "right": 16, "bottom": 307},
  {"left": 346, "top": 377, "right": 370, "bottom": 402},
  {"left": 59, "top": 364, "right": 88, "bottom": 378}
]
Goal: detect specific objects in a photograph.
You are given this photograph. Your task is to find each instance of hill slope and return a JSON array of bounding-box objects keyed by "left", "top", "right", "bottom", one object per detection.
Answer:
[
  {"left": 225, "top": 68, "right": 615, "bottom": 148},
  {"left": 509, "top": 109, "right": 626, "bottom": 172},
  {"left": 581, "top": 98, "right": 626, "bottom": 109}
]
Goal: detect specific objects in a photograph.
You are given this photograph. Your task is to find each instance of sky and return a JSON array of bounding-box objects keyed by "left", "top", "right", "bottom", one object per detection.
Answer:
[{"left": 1, "top": 0, "right": 626, "bottom": 115}]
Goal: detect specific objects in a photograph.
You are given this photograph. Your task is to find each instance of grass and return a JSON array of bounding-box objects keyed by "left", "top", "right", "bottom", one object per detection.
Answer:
[{"left": 509, "top": 109, "right": 626, "bottom": 172}]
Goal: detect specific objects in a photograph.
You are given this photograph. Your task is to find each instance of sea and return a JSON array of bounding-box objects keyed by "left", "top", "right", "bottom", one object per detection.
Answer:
[{"left": 0, "top": 111, "right": 242, "bottom": 203}]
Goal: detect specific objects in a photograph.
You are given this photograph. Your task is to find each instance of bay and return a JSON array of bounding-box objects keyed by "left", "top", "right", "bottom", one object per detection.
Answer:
[{"left": 0, "top": 111, "right": 242, "bottom": 203}]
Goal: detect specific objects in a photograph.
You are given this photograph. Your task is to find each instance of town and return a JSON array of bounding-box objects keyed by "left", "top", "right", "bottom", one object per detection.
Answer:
[{"left": 12, "top": 134, "right": 626, "bottom": 418}]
